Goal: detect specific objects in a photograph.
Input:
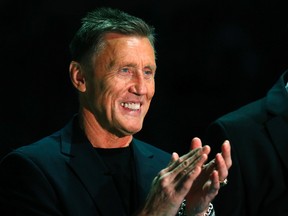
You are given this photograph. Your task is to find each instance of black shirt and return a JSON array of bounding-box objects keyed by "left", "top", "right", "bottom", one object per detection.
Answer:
[{"left": 94, "top": 146, "right": 138, "bottom": 215}]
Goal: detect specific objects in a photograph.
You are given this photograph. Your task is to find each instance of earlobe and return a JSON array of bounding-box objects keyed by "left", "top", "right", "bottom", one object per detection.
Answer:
[{"left": 69, "top": 61, "right": 86, "bottom": 92}]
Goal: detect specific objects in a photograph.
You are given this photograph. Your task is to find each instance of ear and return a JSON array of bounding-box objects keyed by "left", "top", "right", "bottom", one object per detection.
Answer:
[{"left": 69, "top": 61, "right": 86, "bottom": 92}]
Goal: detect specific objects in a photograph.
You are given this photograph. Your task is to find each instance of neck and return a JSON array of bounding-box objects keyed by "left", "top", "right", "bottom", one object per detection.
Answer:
[{"left": 79, "top": 108, "right": 133, "bottom": 148}]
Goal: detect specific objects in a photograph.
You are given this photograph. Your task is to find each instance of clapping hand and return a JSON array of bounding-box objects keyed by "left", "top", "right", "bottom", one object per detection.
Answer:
[{"left": 138, "top": 137, "right": 231, "bottom": 216}]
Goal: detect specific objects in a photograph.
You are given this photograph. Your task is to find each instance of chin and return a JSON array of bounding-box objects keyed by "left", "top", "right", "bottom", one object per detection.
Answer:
[
  {"left": 124, "top": 126, "right": 142, "bottom": 135},
  {"left": 116, "top": 118, "right": 144, "bottom": 135}
]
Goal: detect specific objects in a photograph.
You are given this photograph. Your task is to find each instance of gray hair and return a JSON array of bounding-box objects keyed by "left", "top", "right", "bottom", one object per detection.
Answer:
[{"left": 69, "top": 7, "right": 156, "bottom": 65}]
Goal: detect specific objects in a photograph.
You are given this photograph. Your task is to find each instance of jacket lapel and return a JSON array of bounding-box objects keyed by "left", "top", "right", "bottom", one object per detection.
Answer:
[
  {"left": 132, "top": 139, "right": 170, "bottom": 205},
  {"left": 60, "top": 117, "right": 126, "bottom": 216}
]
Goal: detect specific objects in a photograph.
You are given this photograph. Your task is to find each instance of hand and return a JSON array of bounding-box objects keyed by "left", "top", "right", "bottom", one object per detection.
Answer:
[
  {"left": 185, "top": 137, "right": 232, "bottom": 216},
  {"left": 138, "top": 144, "right": 210, "bottom": 216}
]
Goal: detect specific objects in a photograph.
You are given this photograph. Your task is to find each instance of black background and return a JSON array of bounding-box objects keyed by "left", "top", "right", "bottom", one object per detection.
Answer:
[{"left": 1, "top": 0, "right": 288, "bottom": 156}]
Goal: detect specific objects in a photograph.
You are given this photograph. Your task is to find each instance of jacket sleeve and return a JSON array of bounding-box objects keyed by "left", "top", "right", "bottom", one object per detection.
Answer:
[{"left": 204, "top": 120, "right": 246, "bottom": 216}]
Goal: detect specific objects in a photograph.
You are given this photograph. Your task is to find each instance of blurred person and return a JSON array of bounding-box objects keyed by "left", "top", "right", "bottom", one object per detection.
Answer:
[
  {"left": 0, "top": 7, "right": 231, "bottom": 216},
  {"left": 204, "top": 69, "right": 288, "bottom": 215}
]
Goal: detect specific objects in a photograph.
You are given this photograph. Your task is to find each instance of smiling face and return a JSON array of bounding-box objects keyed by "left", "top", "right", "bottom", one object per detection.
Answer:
[{"left": 78, "top": 33, "right": 156, "bottom": 136}]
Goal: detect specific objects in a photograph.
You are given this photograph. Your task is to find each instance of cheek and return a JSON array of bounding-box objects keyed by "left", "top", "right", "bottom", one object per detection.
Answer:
[
  {"left": 101, "top": 82, "right": 123, "bottom": 105},
  {"left": 86, "top": 80, "right": 110, "bottom": 109},
  {"left": 147, "top": 82, "right": 155, "bottom": 99}
]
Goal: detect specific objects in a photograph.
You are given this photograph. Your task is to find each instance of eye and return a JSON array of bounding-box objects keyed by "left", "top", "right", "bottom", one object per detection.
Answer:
[
  {"left": 144, "top": 70, "right": 155, "bottom": 79},
  {"left": 121, "top": 68, "right": 129, "bottom": 73},
  {"left": 118, "top": 67, "right": 133, "bottom": 76}
]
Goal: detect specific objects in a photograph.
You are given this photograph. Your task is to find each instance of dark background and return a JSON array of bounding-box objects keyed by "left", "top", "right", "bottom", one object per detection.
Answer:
[{"left": 1, "top": 0, "right": 288, "bottom": 157}]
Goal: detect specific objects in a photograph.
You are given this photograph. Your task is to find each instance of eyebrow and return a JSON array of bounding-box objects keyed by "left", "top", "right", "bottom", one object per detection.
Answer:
[{"left": 123, "top": 63, "right": 156, "bottom": 71}]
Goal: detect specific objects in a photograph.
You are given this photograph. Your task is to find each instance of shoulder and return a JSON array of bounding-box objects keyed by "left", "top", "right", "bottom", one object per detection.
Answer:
[
  {"left": 215, "top": 98, "right": 266, "bottom": 126},
  {"left": 205, "top": 98, "right": 267, "bottom": 148},
  {"left": 1, "top": 130, "right": 63, "bottom": 166},
  {"left": 132, "top": 137, "right": 171, "bottom": 165},
  {"left": 1, "top": 116, "right": 77, "bottom": 164}
]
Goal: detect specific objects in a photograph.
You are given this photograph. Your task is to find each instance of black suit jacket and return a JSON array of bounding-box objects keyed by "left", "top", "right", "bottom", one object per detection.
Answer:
[
  {"left": 0, "top": 116, "right": 171, "bottom": 216},
  {"left": 204, "top": 70, "right": 288, "bottom": 216}
]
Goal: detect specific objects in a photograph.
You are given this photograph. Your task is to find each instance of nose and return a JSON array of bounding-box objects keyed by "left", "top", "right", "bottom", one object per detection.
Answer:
[{"left": 129, "top": 73, "right": 148, "bottom": 95}]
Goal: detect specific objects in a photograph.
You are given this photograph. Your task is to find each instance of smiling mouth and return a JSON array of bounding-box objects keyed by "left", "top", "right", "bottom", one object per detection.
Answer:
[{"left": 121, "top": 102, "right": 141, "bottom": 111}]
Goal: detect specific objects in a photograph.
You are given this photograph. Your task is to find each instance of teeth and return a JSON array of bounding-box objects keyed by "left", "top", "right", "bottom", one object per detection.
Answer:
[{"left": 121, "top": 102, "right": 140, "bottom": 110}]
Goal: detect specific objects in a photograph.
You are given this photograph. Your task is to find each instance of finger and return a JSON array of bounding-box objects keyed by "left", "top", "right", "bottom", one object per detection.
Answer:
[
  {"left": 221, "top": 140, "right": 232, "bottom": 169},
  {"left": 190, "top": 137, "right": 202, "bottom": 150},
  {"left": 172, "top": 152, "right": 179, "bottom": 161},
  {"left": 185, "top": 153, "right": 208, "bottom": 175},
  {"left": 164, "top": 149, "right": 203, "bottom": 176},
  {"left": 190, "top": 137, "right": 211, "bottom": 156},
  {"left": 167, "top": 145, "right": 210, "bottom": 183},
  {"left": 176, "top": 152, "right": 208, "bottom": 183},
  {"left": 178, "top": 145, "right": 210, "bottom": 170},
  {"left": 156, "top": 152, "right": 180, "bottom": 180},
  {"left": 155, "top": 152, "right": 207, "bottom": 195},
  {"left": 207, "top": 170, "right": 221, "bottom": 192},
  {"left": 178, "top": 165, "right": 202, "bottom": 192},
  {"left": 167, "top": 152, "right": 179, "bottom": 166},
  {"left": 203, "top": 158, "right": 216, "bottom": 173},
  {"left": 179, "top": 147, "right": 202, "bottom": 163},
  {"left": 214, "top": 153, "right": 228, "bottom": 181}
]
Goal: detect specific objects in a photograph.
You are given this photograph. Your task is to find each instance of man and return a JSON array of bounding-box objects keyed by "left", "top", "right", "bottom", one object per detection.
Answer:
[
  {"left": 204, "top": 70, "right": 288, "bottom": 215},
  {"left": 0, "top": 7, "right": 231, "bottom": 216}
]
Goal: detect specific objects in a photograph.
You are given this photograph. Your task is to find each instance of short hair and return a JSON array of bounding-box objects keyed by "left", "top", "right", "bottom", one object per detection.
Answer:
[{"left": 69, "top": 7, "right": 156, "bottom": 65}]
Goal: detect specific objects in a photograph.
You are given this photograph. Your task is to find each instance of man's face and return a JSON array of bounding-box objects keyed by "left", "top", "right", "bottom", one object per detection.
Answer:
[{"left": 83, "top": 33, "right": 156, "bottom": 136}]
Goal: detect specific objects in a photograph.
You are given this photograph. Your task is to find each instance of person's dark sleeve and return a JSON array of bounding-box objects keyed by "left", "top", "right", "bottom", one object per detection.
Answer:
[{"left": 204, "top": 120, "right": 246, "bottom": 216}]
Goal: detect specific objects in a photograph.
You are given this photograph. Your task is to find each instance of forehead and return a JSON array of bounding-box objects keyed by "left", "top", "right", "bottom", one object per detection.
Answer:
[
  {"left": 99, "top": 33, "right": 156, "bottom": 65},
  {"left": 104, "top": 32, "right": 152, "bottom": 49}
]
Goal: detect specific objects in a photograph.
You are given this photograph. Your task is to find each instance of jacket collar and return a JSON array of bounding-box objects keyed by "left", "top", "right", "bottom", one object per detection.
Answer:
[
  {"left": 266, "top": 69, "right": 288, "bottom": 117},
  {"left": 59, "top": 115, "right": 159, "bottom": 215}
]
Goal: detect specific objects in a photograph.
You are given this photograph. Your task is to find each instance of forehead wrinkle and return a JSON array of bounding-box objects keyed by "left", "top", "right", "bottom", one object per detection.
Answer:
[
  {"left": 97, "top": 43, "right": 117, "bottom": 72},
  {"left": 106, "top": 58, "right": 116, "bottom": 71}
]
